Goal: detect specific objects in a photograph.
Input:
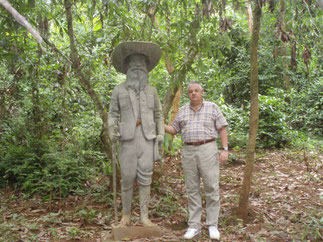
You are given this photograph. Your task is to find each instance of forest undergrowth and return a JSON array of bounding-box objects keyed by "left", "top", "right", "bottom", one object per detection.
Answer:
[{"left": 0, "top": 149, "right": 322, "bottom": 241}]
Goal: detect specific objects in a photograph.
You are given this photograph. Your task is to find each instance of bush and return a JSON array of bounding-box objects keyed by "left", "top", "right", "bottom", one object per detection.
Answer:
[
  {"left": 257, "top": 92, "right": 292, "bottom": 148},
  {"left": 0, "top": 115, "right": 98, "bottom": 197},
  {"left": 218, "top": 100, "right": 249, "bottom": 149},
  {"left": 287, "top": 82, "right": 322, "bottom": 137},
  {"left": 0, "top": 139, "right": 95, "bottom": 198},
  {"left": 216, "top": 90, "right": 301, "bottom": 149}
]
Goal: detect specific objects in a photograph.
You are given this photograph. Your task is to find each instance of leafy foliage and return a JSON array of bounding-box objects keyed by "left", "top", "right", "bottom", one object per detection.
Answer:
[
  {"left": 0, "top": 131, "right": 96, "bottom": 197},
  {"left": 257, "top": 90, "right": 292, "bottom": 148},
  {"left": 0, "top": 0, "right": 322, "bottom": 198}
]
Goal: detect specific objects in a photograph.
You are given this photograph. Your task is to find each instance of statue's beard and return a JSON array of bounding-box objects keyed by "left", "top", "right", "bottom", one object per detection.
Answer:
[{"left": 126, "top": 68, "right": 148, "bottom": 91}]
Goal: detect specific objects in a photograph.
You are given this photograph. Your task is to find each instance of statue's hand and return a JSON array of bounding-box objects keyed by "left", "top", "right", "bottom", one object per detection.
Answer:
[
  {"left": 108, "top": 125, "right": 120, "bottom": 142},
  {"left": 156, "top": 134, "right": 164, "bottom": 146}
]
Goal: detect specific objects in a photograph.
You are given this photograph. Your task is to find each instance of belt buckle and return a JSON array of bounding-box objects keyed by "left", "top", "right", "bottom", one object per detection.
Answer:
[{"left": 192, "top": 141, "right": 202, "bottom": 146}]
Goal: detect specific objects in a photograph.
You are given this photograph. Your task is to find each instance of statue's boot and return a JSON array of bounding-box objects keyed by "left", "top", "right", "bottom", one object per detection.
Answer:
[
  {"left": 139, "top": 185, "right": 155, "bottom": 226},
  {"left": 118, "top": 187, "right": 133, "bottom": 227}
]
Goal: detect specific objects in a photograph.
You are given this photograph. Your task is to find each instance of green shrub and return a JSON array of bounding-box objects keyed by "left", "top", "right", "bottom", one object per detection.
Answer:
[
  {"left": 287, "top": 82, "right": 322, "bottom": 137},
  {"left": 218, "top": 100, "right": 249, "bottom": 149},
  {"left": 206, "top": 89, "right": 321, "bottom": 150},
  {"left": 0, "top": 115, "right": 98, "bottom": 197},
  {"left": 257, "top": 92, "right": 292, "bottom": 148},
  {"left": 0, "top": 139, "right": 95, "bottom": 198}
]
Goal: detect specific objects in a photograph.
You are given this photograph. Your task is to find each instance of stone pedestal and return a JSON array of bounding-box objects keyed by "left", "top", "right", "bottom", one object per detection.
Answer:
[{"left": 111, "top": 225, "right": 163, "bottom": 241}]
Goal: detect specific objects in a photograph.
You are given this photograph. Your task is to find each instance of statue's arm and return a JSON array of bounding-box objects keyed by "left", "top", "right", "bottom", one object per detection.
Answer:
[
  {"left": 153, "top": 88, "right": 165, "bottom": 137},
  {"left": 108, "top": 87, "right": 120, "bottom": 130}
]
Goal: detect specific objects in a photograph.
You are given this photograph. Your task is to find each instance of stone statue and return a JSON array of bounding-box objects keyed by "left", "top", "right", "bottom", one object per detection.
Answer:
[{"left": 108, "top": 41, "right": 164, "bottom": 227}]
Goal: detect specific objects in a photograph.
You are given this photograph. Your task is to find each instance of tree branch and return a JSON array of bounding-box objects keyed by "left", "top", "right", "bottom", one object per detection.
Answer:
[
  {"left": 0, "top": 0, "right": 45, "bottom": 51},
  {"left": 302, "top": 0, "right": 320, "bottom": 36}
]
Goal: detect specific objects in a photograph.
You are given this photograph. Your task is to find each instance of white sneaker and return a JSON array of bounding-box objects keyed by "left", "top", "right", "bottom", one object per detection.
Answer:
[
  {"left": 184, "top": 227, "right": 200, "bottom": 239},
  {"left": 209, "top": 226, "right": 220, "bottom": 240}
]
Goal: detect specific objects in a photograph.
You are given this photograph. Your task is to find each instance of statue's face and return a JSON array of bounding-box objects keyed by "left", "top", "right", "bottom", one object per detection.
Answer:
[
  {"left": 126, "top": 54, "right": 149, "bottom": 84},
  {"left": 126, "top": 54, "right": 148, "bottom": 73}
]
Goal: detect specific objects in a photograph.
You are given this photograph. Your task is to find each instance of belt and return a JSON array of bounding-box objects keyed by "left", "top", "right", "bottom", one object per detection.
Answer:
[
  {"left": 184, "top": 138, "right": 215, "bottom": 146},
  {"left": 136, "top": 120, "right": 141, "bottom": 126}
]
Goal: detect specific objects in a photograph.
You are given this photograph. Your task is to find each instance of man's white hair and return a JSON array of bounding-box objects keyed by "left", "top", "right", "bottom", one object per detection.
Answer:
[{"left": 188, "top": 82, "right": 203, "bottom": 91}]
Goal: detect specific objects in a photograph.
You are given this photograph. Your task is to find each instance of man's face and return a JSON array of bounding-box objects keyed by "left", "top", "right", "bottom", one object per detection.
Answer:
[{"left": 187, "top": 83, "right": 203, "bottom": 102}]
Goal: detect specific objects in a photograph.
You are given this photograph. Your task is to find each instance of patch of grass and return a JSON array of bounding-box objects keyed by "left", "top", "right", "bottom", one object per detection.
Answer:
[
  {"left": 300, "top": 209, "right": 323, "bottom": 241},
  {"left": 152, "top": 194, "right": 180, "bottom": 217},
  {"left": 227, "top": 152, "right": 245, "bottom": 165},
  {"left": 75, "top": 207, "right": 99, "bottom": 224},
  {"left": 67, "top": 226, "right": 84, "bottom": 238},
  {"left": 37, "top": 212, "right": 62, "bottom": 225}
]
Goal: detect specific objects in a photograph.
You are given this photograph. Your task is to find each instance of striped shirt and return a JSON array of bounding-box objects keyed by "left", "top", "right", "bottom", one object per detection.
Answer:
[{"left": 171, "top": 100, "right": 228, "bottom": 142}]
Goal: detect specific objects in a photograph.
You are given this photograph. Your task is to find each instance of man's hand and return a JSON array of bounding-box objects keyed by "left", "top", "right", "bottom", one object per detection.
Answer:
[
  {"left": 108, "top": 125, "right": 120, "bottom": 142},
  {"left": 156, "top": 134, "right": 164, "bottom": 146},
  {"left": 219, "top": 150, "right": 228, "bottom": 165}
]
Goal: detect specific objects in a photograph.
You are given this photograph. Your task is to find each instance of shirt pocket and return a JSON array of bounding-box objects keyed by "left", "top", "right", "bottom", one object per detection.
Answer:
[
  {"left": 147, "top": 94, "right": 155, "bottom": 109},
  {"left": 119, "top": 95, "right": 131, "bottom": 110}
]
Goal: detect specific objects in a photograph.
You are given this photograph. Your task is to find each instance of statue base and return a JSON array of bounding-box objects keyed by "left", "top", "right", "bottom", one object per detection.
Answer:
[{"left": 111, "top": 225, "right": 163, "bottom": 240}]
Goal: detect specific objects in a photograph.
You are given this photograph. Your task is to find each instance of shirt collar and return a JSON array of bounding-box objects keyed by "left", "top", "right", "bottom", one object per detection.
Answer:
[{"left": 189, "top": 99, "right": 204, "bottom": 112}]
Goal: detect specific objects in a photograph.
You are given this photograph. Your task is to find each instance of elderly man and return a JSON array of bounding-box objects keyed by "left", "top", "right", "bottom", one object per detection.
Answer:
[
  {"left": 165, "top": 82, "right": 228, "bottom": 240},
  {"left": 108, "top": 42, "right": 164, "bottom": 226}
]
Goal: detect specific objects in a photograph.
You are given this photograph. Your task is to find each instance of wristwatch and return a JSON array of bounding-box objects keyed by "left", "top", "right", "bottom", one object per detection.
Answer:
[{"left": 223, "top": 147, "right": 229, "bottom": 151}]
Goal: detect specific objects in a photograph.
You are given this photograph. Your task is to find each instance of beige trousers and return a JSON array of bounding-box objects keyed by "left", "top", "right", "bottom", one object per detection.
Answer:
[{"left": 181, "top": 141, "right": 220, "bottom": 229}]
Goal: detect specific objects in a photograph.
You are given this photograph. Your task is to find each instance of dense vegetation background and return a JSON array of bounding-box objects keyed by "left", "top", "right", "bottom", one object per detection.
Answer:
[{"left": 0, "top": 0, "right": 322, "bottom": 240}]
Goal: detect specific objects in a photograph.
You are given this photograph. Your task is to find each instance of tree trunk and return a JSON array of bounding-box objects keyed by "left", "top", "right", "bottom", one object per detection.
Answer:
[
  {"left": 168, "top": 84, "right": 182, "bottom": 125},
  {"left": 238, "top": 0, "right": 262, "bottom": 221},
  {"left": 218, "top": 0, "right": 225, "bottom": 33},
  {"left": 246, "top": 0, "right": 253, "bottom": 33},
  {"left": 163, "top": 85, "right": 179, "bottom": 119},
  {"left": 274, "top": 0, "right": 290, "bottom": 89},
  {"left": 279, "top": 0, "right": 290, "bottom": 89},
  {"left": 291, "top": 41, "right": 297, "bottom": 71},
  {"left": 162, "top": 49, "right": 198, "bottom": 119},
  {"left": 147, "top": 7, "right": 198, "bottom": 120},
  {"left": 0, "top": 90, "right": 6, "bottom": 134},
  {"left": 167, "top": 84, "right": 183, "bottom": 143},
  {"left": 63, "top": 0, "right": 112, "bottom": 158}
]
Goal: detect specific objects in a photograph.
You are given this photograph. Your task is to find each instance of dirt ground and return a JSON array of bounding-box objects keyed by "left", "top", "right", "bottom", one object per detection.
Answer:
[{"left": 0, "top": 149, "right": 322, "bottom": 241}]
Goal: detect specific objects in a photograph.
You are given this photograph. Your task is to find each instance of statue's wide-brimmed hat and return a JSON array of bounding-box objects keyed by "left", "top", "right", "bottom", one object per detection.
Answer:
[{"left": 111, "top": 41, "right": 162, "bottom": 74}]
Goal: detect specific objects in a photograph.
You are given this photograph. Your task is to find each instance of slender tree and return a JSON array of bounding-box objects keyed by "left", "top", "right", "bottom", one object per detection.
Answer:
[
  {"left": 168, "top": 84, "right": 182, "bottom": 126},
  {"left": 146, "top": 3, "right": 200, "bottom": 120},
  {"left": 246, "top": 0, "right": 253, "bottom": 33},
  {"left": 279, "top": 0, "right": 290, "bottom": 89},
  {"left": 63, "top": 0, "right": 112, "bottom": 158},
  {"left": 238, "top": 0, "right": 262, "bottom": 221},
  {"left": 162, "top": 48, "right": 198, "bottom": 118}
]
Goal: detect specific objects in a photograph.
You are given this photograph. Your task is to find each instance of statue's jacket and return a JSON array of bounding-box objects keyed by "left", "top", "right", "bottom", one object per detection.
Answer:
[{"left": 108, "top": 82, "right": 164, "bottom": 141}]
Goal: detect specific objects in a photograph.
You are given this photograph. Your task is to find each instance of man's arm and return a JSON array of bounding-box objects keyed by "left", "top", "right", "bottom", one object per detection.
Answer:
[
  {"left": 165, "top": 124, "right": 177, "bottom": 135},
  {"left": 219, "top": 126, "right": 228, "bottom": 148},
  {"left": 165, "top": 107, "right": 182, "bottom": 136},
  {"left": 218, "top": 126, "right": 229, "bottom": 164}
]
